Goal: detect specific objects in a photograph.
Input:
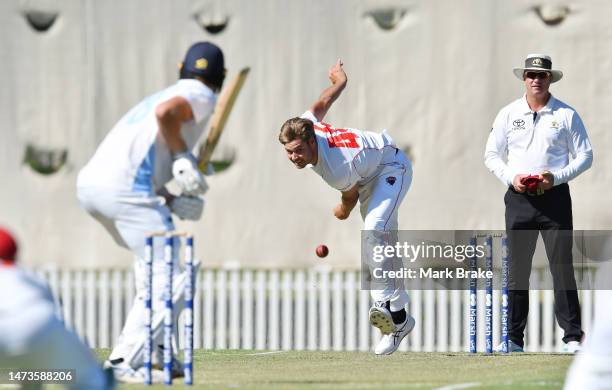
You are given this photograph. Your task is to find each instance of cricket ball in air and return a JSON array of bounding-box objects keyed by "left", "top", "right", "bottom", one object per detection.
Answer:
[{"left": 316, "top": 244, "right": 329, "bottom": 258}]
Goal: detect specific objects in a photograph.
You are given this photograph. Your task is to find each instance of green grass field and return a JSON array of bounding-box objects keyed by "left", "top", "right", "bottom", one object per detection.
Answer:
[{"left": 95, "top": 349, "right": 574, "bottom": 390}]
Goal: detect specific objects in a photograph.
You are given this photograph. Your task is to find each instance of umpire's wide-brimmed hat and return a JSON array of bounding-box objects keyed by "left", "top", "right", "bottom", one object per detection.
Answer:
[{"left": 513, "top": 54, "right": 563, "bottom": 83}]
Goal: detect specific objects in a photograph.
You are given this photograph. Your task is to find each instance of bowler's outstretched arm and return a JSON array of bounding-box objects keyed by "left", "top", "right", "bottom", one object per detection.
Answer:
[{"left": 309, "top": 59, "right": 348, "bottom": 122}]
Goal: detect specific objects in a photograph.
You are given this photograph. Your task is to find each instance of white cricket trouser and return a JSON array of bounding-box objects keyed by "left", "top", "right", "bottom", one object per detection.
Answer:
[
  {"left": 359, "top": 150, "right": 412, "bottom": 311},
  {"left": 77, "top": 187, "right": 176, "bottom": 259},
  {"left": 0, "top": 304, "right": 108, "bottom": 390},
  {"left": 564, "top": 261, "right": 612, "bottom": 389},
  {"left": 77, "top": 187, "right": 183, "bottom": 368}
]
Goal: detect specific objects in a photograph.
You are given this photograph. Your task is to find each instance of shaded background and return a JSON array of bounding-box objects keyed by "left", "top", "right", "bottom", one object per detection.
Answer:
[{"left": 1, "top": 0, "right": 610, "bottom": 268}]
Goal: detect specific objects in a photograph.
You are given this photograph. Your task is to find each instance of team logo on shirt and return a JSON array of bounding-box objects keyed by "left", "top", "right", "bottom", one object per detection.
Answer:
[
  {"left": 512, "top": 119, "right": 525, "bottom": 131},
  {"left": 550, "top": 120, "right": 559, "bottom": 129},
  {"left": 386, "top": 176, "right": 397, "bottom": 186}
]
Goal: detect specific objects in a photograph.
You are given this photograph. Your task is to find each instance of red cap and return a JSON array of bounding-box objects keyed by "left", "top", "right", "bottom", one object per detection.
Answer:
[{"left": 0, "top": 228, "right": 18, "bottom": 262}]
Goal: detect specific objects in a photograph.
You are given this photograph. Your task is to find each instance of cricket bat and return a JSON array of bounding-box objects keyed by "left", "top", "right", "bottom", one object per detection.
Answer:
[{"left": 198, "top": 67, "right": 250, "bottom": 172}]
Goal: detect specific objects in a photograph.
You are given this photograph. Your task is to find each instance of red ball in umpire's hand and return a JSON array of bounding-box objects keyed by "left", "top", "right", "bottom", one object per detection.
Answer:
[{"left": 316, "top": 245, "right": 329, "bottom": 258}]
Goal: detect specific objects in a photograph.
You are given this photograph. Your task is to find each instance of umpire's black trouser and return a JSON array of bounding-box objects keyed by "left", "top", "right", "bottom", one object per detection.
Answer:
[{"left": 505, "top": 183, "right": 583, "bottom": 347}]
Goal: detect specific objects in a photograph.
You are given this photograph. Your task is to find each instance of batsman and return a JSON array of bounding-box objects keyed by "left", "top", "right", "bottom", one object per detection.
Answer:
[
  {"left": 77, "top": 42, "right": 225, "bottom": 382},
  {"left": 279, "top": 60, "right": 415, "bottom": 355}
]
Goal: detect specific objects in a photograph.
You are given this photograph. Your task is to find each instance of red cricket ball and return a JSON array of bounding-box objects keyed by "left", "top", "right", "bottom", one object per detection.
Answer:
[{"left": 316, "top": 244, "right": 329, "bottom": 258}]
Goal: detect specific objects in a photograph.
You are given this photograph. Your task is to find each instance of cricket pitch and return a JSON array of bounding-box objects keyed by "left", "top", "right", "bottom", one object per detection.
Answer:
[{"left": 95, "top": 349, "right": 573, "bottom": 389}]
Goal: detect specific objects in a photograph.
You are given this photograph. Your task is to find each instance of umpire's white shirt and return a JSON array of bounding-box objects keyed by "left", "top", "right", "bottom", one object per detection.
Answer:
[{"left": 484, "top": 94, "right": 593, "bottom": 186}]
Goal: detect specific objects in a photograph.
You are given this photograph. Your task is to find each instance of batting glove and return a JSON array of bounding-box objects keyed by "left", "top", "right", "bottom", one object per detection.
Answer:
[
  {"left": 170, "top": 195, "right": 205, "bottom": 221},
  {"left": 172, "top": 152, "right": 209, "bottom": 196}
]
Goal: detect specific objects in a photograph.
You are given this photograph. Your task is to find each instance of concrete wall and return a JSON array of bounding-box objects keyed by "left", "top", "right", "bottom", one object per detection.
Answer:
[{"left": 1, "top": 0, "right": 610, "bottom": 268}]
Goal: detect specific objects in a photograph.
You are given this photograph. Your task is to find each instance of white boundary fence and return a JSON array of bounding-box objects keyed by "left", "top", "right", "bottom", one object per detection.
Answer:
[{"left": 32, "top": 267, "right": 596, "bottom": 353}]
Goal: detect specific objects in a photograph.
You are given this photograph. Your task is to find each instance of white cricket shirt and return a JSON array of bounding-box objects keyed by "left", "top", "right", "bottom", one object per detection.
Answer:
[
  {"left": 0, "top": 266, "right": 57, "bottom": 351},
  {"left": 484, "top": 94, "right": 593, "bottom": 186},
  {"left": 301, "top": 111, "right": 398, "bottom": 191},
  {"left": 77, "top": 79, "right": 216, "bottom": 194}
]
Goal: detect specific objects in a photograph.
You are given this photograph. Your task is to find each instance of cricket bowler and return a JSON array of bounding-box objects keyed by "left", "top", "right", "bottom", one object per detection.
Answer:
[{"left": 278, "top": 60, "right": 415, "bottom": 355}]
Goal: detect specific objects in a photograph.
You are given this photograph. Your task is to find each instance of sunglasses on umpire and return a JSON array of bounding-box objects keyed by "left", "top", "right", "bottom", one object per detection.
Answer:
[{"left": 524, "top": 71, "right": 551, "bottom": 80}]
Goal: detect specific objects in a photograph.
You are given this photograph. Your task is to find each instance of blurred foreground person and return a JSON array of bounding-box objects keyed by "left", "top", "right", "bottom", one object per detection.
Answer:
[
  {"left": 0, "top": 227, "right": 114, "bottom": 389},
  {"left": 564, "top": 261, "right": 612, "bottom": 389}
]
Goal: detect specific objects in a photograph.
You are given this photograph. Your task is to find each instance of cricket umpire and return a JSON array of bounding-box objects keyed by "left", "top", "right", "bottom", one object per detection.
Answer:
[{"left": 484, "top": 54, "right": 593, "bottom": 352}]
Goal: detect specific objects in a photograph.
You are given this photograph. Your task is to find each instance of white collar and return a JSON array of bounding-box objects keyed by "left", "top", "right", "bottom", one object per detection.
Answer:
[{"left": 520, "top": 93, "right": 555, "bottom": 115}]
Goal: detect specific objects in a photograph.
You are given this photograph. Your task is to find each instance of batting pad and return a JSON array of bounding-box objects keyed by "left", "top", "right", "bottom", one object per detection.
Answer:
[{"left": 124, "top": 260, "right": 200, "bottom": 368}]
